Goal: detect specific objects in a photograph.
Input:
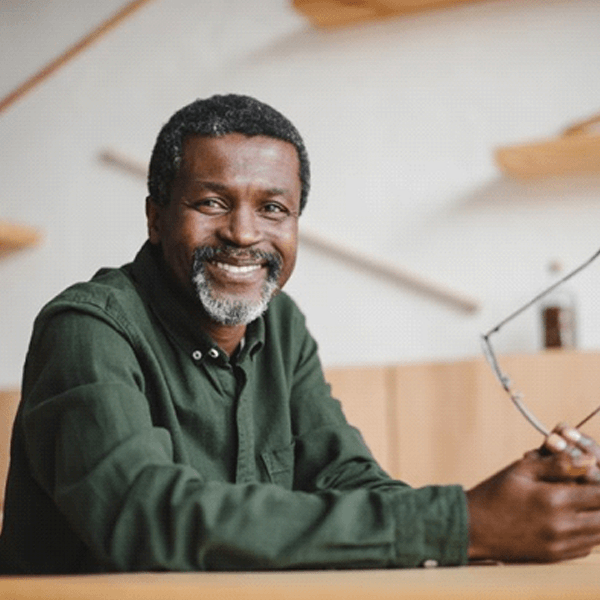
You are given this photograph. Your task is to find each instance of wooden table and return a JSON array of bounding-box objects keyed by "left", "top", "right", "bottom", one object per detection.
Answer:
[{"left": 2, "top": 553, "right": 600, "bottom": 600}]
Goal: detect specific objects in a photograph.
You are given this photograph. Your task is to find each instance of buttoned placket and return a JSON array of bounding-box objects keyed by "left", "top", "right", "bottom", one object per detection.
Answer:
[
  {"left": 193, "top": 345, "right": 257, "bottom": 484},
  {"left": 232, "top": 360, "right": 256, "bottom": 483}
]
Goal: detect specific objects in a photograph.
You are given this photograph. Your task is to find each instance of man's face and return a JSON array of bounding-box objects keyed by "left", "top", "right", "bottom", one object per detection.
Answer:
[{"left": 147, "top": 133, "right": 301, "bottom": 325}]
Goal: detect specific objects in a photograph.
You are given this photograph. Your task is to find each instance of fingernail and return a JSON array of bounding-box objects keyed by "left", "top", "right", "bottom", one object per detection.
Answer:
[
  {"left": 570, "top": 447, "right": 583, "bottom": 459},
  {"left": 564, "top": 429, "right": 583, "bottom": 443},
  {"left": 579, "top": 436, "right": 594, "bottom": 447},
  {"left": 546, "top": 433, "right": 568, "bottom": 452}
]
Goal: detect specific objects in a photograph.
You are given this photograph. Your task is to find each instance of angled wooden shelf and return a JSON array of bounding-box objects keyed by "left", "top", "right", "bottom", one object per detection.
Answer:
[
  {"left": 0, "top": 220, "right": 42, "bottom": 257},
  {"left": 496, "top": 133, "right": 600, "bottom": 179},
  {"left": 496, "top": 113, "right": 600, "bottom": 179},
  {"left": 292, "top": 0, "right": 504, "bottom": 28}
]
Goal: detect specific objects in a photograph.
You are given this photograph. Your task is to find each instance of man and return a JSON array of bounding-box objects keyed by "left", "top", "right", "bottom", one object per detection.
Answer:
[{"left": 1, "top": 94, "right": 600, "bottom": 573}]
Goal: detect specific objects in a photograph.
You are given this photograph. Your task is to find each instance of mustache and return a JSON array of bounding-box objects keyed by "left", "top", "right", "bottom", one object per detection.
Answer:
[{"left": 192, "top": 246, "right": 283, "bottom": 280}]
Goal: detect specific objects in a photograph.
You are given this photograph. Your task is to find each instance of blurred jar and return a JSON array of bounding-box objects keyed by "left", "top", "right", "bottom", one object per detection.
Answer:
[{"left": 540, "top": 260, "right": 577, "bottom": 349}]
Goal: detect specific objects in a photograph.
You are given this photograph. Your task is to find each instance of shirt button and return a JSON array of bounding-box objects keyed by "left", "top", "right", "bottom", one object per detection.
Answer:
[
  {"left": 192, "top": 350, "right": 202, "bottom": 361},
  {"left": 421, "top": 559, "right": 438, "bottom": 568},
  {"left": 208, "top": 348, "right": 219, "bottom": 359}
]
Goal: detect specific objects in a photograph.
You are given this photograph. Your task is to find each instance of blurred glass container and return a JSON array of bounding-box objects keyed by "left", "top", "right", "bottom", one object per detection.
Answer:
[{"left": 541, "top": 260, "right": 577, "bottom": 349}]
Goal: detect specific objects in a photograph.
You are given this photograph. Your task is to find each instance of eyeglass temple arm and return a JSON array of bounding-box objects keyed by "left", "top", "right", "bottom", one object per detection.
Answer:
[
  {"left": 480, "top": 247, "right": 600, "bottom": 436},
  {"left": 484, "top": 247, "right": 600, "bottom": 338},
  {"left": 481, "top": 334, "right": 551, "bottom": 436},
  {"left": 509, "top": 392, "right": 551, "bottom": 436},
  {"left": 577, "top": 405, "right": 600, "bottom": 428}
]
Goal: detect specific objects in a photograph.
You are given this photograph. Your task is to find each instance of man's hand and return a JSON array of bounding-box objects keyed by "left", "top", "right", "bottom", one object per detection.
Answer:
[{"left": 466, "top": 425, "right": 600, "bottom": 563}]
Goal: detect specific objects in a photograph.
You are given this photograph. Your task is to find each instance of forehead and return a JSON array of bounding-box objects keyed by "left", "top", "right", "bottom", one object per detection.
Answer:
[{"left": 178, "top": 133, "right": 301, "bottom": 188}]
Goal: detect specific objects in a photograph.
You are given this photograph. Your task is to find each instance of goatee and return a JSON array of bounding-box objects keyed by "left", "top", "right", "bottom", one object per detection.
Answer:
[{"left": 191, "top": 246, "right": 282, "bottom": 326}]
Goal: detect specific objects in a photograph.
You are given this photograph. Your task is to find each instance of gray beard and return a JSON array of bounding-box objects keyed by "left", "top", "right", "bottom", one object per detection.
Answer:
[{"left": 191, "top": 246, "right": 282, "bottom": 326}]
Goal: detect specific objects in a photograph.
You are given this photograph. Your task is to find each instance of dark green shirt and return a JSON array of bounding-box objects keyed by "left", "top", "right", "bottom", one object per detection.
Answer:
[{"left": 0, "top": 242, "right": 468, "bottom": 573}]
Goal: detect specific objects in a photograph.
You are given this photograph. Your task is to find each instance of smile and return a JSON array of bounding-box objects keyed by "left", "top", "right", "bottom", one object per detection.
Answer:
[{"left": 214, "top": 261, "right": 263, "bottom": 274}]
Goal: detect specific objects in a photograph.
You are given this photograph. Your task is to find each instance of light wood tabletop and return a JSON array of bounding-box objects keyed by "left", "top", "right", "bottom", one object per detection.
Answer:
[{"left": 1, "top": 553, "right": 600, "bottom": 600}]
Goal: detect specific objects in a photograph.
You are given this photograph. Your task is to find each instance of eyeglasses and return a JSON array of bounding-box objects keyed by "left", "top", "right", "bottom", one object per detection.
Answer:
[{"left": 481, "top": 247, "right": 600, "bottom": 437}]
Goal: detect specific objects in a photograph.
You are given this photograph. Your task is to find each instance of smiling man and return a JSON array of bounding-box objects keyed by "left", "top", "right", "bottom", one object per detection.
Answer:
[
  {"left": 146, "top": 132, "right": 301, "bottom": 354},
  {"left": 2, "top": 95, "right": 600, "bottom": 574}
]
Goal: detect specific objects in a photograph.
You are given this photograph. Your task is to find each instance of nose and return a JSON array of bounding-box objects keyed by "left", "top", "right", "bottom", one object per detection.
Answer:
[{"left": 218, "top": 205, "right": 261, "bottom": 248}]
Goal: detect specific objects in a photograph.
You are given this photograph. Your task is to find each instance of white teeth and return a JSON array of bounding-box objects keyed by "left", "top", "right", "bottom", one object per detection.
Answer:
[{"left": 215, "top": 262, "right": 261, "bottom": 274}]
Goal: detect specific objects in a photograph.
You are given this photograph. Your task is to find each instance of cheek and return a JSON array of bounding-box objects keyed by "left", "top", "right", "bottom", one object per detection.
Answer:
[
  {"left": 275, "top": 229, "right": 298, "bottom": 281},
  {"left": 163, "top": 226, "right": 203, "bottom": 280},
  {"left": 163, "top": 242, "right": 193, "bottom": 286},
  {"left": 173, "top": 215, "right": 213, "bottom": 255},
  {"left": 276, "top": 218, "right": 298, "bottom": 246}
]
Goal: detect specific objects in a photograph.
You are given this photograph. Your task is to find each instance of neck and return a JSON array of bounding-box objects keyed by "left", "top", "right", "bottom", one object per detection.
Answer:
[{"left": 201, "top": 319, "right": 246, "bottom": 356}]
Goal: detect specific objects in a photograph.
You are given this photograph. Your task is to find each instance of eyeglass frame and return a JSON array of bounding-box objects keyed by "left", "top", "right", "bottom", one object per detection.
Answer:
[{"left": 481, "top": 247, "right": 600, "bottom": 437}]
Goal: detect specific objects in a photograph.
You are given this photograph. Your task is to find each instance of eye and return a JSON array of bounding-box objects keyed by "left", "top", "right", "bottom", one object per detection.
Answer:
[
  {"left": 190, "top": 197, "right": 227, "bottom": 214},
  {"left": 261, "top": 201, "right": 289, "bottom": 220}
]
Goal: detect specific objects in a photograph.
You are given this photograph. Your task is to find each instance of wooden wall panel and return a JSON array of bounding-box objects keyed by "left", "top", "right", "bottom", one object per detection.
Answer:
[
  {"left": 391, "top": 351, "right": 600, "bottom": 489},
  {"left": 324, "top": 366, "right": 395, "bottom": 474},
  {"left": 0, "top": 390, "right": 20, "bottom": 509}
]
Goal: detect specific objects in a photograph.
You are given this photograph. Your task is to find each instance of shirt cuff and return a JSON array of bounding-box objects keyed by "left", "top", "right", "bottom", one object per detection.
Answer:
[{"left": 391, "top": 484, "right": 469, "bottom": 568}]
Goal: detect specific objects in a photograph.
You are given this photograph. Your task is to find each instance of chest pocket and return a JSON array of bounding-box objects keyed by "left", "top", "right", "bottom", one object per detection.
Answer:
[{"left": 261, "top": 442, "right": 295, "bottom": 489}]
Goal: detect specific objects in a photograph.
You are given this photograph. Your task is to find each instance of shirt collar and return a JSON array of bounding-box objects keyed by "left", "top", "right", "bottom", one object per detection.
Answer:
[{"left": 128, "top": 241, "right": 265, "bottom": 364}]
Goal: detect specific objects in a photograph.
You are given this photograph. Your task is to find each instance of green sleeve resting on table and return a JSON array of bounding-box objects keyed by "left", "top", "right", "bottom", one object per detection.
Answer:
[{"left": 0, "top": 242, "right": 468, "bottom": 573}]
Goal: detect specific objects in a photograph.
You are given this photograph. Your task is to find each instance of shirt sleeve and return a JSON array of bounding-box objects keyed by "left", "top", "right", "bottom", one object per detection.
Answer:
[
  {"left": 286, "top": 308, "right": 469, "bottom": 567},
  {"left": 16, "top": 299, "right": 468, "bottom": 572}
]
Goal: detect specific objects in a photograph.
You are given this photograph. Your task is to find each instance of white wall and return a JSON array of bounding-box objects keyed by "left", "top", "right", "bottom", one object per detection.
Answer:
[{"left": 1, "top": 0, "right": 600, "bottom": 387}]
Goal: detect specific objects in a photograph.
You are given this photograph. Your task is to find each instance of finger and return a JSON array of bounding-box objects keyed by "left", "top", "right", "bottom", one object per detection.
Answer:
[
  {"left": 536, "top": 500, "right": 600, "bottom": 561},
  {"left": 574, "top": 432, "right": 600, "bottom": 464},
  {"left": 527, "top": 446, "right": 600, "bottom": 483},
  {"left": 560, "top": 445, "right": 598, "bottom": 481},
  {"left": 523, "top": 441, "right": 600, "bottom": 484},
  {"left": 544, "top": 432, "right": 569, "bottom": 454},
  {"left": 552, "top": 423, "right": 600, "bottom": 479},
  {"left": 554, "top": 424, "right": 600, "bottom": 457},
  {"left": 566, "top": 448, "right": 600, "bottom": 484},
  {"left": 563, "top": 482, "right": 600, "bottom": 511},
  {"left": 537, "top": 450, "right": 596, "bottom": 481},
  {"left": 545, "top": 542, "right": 596, "bottom": 563},
  {"left": 561, "top": 524, "right": 600, "bottom": 555}
]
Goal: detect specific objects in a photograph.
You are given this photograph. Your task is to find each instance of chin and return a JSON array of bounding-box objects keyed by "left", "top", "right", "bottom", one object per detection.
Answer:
[{"left": 197, "top": 284, "right": 279, "bottom": 327}]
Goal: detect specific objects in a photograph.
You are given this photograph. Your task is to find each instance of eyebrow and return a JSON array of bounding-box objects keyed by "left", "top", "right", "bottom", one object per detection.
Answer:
[
  {"left": 263, "top": 187, "right": 289, "bottom": 197},
  {"left": 191, "top": 180, "right": 229, "bottom": 192},
  {"left": 192, "top": 180, "right": 292, "bottom": 198}
]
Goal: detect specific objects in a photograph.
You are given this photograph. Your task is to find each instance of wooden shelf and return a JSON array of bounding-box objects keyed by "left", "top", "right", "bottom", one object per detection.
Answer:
[
  {"left": 496, "top": 132, "right": 600, "bottom": 179},
  {"left": 496, "top": 113, "right": 600, "bottom": 179},
  {"left": 292, "top": 0, "right": 503, "bottom": 28},
  {"left": 0, "top": 220, "right": 42, "bottom": 257}
]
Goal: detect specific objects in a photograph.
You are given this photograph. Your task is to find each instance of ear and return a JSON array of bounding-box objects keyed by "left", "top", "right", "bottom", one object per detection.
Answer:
[{"left": 146, "top": 196, "right": 162, "bottom": 244}]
